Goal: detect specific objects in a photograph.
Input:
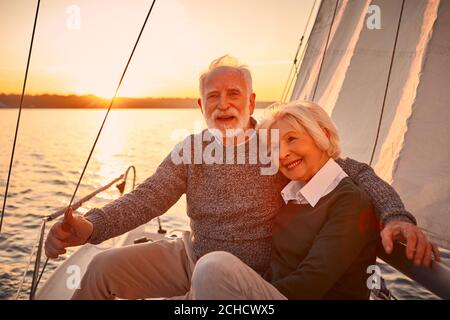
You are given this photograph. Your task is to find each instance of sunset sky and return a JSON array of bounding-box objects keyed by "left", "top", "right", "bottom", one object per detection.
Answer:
[{"left": 0, "top": 0, "right": 316, "bottom": 101}]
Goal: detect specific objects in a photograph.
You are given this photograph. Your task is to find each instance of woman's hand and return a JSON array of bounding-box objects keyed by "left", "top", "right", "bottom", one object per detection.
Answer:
[{"left": 381, "top": 220, "right": 440, "bottom": 268}]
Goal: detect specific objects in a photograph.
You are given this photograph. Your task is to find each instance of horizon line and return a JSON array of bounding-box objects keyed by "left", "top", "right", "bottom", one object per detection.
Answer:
[{"left": 0, "top": 92, "right": 275, "bottom": 103}]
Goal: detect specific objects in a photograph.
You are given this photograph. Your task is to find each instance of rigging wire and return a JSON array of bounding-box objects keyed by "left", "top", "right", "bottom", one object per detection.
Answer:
[
  {"left": 280, "top": 0, "right": 318, "bottom": 102},
  {"left": 33, "top": 254, "right": 48, "bottom": 297},
  {"left": 283, "top": 42, "right": 307, "bottom": 102},
  {"left": 32, "top": 0, "right": 158, "bottom": 296},
  {"left": 369, "top": 0, "right": 406, "bottom": 166},
  {"left": 29, "top": 219, "right": 46, "bottom": 299},
  {"left": 288, "top": 0, "right": 326, "bottom": 103},
  {"left": 0, "top": 0, "right": 41, "bottom": 233},
  {"left": 311, "top": 0, "right": 339, "bottom": 101},
  {"left": 65, "top": 0, "right": 156, "bottom": 215},
  {"left": 19, "top": 171, "right": 132, "bottom": 299},
  {"left": 284, "top": 19, "right": 316, "bottom": 102},
  {"left": 15, "top": 218, "right": 43, "bottom": 299}
]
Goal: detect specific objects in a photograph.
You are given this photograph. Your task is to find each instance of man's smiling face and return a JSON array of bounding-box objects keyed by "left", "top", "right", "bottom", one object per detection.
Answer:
[{"left": 199, "top": 67, "right": 255, "bottom": 134}]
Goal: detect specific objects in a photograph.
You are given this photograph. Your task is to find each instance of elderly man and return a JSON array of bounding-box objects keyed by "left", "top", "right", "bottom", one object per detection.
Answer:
[{"left": 45, "top": 55, "right": 438, "bottom": 300}]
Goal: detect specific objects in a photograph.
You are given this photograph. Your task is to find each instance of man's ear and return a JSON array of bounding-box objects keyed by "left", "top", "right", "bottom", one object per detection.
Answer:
[
  {"left": 197, "top": 98, "right": 204, "bottom": 114},
  {"left": 249, "top": 93, "right": 256, "bottom": 115}
]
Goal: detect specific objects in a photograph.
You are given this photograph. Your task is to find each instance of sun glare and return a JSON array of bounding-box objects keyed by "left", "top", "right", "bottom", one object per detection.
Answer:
[
  {"left": 73, "top": 84, "right": 116, "bottom": 100},
  {"left": 95, "top": 111, "right": 127, "bottom": 182},
  {"left": 0, "top": 0, "right": 312, "bottom": 101}
]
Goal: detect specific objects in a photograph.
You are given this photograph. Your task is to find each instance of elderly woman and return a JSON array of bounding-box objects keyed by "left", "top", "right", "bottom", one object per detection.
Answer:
[{"left": 188, "top": 100, "right": 380, "bottom": 300}]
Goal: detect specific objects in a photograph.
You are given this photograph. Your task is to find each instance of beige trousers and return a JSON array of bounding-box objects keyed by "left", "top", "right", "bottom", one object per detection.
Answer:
[
  {"left": 72, "top": 233, "right": 286, "bottom": 300},
  {"left": 72, "top": 232, "right": 196, "bottom": 300},
  {"left": 190, "top": 251, "right": 287, "bottom": 300}
]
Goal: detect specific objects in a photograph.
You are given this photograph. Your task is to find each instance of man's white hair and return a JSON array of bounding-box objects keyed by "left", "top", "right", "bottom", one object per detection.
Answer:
[
  {"left": 259, "top": 100, "right": 341, "bottom": 159},
  {"left": 199, "top": 55, "right": 253, "bottom": 99}
]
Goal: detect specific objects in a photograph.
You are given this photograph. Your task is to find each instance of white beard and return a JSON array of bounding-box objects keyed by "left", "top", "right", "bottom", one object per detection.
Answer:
[{"left": 205, "top": 105, "right": 251, "bottom": 137}]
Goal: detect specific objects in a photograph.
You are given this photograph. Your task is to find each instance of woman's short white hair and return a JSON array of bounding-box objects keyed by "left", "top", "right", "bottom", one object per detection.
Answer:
[
  {"left": 199, "top": 55, "right": 253, "bottom": 98},
  {"left": 259, "top": 100, "right": 341, "bottom": 159}
]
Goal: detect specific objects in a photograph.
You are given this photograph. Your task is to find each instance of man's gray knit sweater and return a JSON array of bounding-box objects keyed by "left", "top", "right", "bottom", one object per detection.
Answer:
[{"left": 85, "top": 132, "right": 416, "bottom": 273}]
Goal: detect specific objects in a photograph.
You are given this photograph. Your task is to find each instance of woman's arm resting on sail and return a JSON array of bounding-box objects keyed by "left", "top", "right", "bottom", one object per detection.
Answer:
[{"left": 337, "top": 157, "right": 440, "bottom": 267}]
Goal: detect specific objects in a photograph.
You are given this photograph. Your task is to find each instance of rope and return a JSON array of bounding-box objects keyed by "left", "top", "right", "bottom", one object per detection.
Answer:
[
  {"left": 33, "top": 257, "right": 48, "bottom": 296},
  {"left": 46, "top": 174, "right": 124, "bottom": 221},
  {"left": 311, "top": 0, "right": 339, "bottom": 101},
  {"left": 285, "top": 30, "right": 312, "bottom": 102},
  {"left": 369, "top": 0, "right": 406, "bottom": 166},
  {"left": 65, "top": 0, "right": 156, "bottom": 213},
  {"left": 31, "top": 0, "right": 157, "bottom": 296},
  {"left": 17, "top": 169, "right": 133, "bottom": 299},
  {"left": 29, "top": 218, "right": 45, "bottom": 299},
  {"left": 280, "top": 0, "right": 319, "bottom": 102},
  {"left": 0, "top": 0, "right": 40, "bottom": 233},
  {"left": 280, "top": 40, "right": 302, "bottom": 102},
  {"left": 15, "top": 219, "right": 43, "bottom": 299}
]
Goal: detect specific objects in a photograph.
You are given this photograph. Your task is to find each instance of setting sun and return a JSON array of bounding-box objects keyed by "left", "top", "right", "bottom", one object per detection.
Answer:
[{"left": 0, "top": 0, "right": 314, "bottom": 101}]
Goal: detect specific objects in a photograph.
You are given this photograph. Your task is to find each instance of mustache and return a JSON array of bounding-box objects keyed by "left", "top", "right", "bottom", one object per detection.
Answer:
[{"left": 211, "top": 108, "right": 240, "bottom": 120}]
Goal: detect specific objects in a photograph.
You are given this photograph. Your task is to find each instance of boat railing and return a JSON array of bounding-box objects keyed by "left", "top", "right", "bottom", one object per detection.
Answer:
[
  {"left": 377, "top": 243, "right": 450, "bottom": 299},
  {"left": 16, "top": 165, "right": 137, "bottom": 300}
]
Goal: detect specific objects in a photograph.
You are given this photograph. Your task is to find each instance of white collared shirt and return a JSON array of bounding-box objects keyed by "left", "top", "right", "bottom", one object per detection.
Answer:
[{"left": 281, "top": 158, "right": 348, "bottom": 207}]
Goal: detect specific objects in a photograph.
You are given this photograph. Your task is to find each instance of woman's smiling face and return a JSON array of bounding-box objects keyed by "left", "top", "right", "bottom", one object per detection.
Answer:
[{"left": 272, "top": 117, "right": 329, "bottom": 182}]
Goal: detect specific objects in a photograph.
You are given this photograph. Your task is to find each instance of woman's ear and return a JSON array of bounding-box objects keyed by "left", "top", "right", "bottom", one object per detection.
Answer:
[{"left": 322, "top": 127, "right": 330, "bottom": 139}]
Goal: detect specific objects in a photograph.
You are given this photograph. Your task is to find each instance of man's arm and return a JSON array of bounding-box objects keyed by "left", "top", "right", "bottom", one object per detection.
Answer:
[
  {"left": 336, "top": 157, "right": 416, "bottom": 225},
  {"left": 85, "top": 151, "right": 187, "bottom": 244},
  {"left": 336, "top": 157, "right": 440, "bottom": 267}
]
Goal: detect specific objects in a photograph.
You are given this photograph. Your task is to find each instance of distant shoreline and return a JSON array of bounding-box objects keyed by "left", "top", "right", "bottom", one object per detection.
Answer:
[
  {"left": 0, "top": 106, "right": 201, "bottom": 109},
  {"left": 0, "top": 94, "right": 274, "bottom": 109}
]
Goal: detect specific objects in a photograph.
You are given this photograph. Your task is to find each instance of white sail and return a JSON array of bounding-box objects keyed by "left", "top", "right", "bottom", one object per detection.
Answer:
[{"left": 291, "top": 0, "right": 450, "bottom": 249}]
